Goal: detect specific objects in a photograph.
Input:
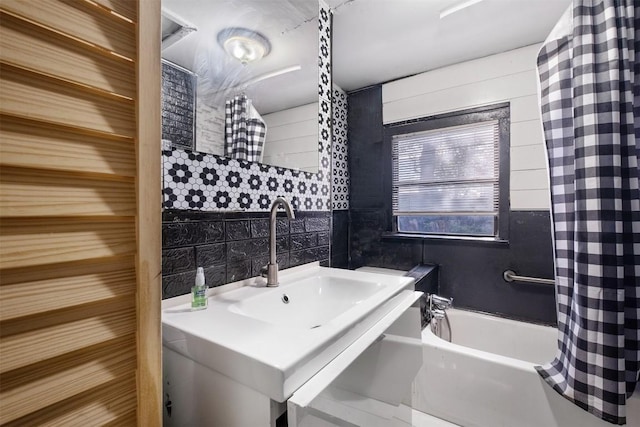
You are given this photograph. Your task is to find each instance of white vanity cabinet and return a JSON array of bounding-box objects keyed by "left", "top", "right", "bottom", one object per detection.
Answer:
[
  {"left": 287, "top": 290, "right": 423, "bottom": 426},
  {"left": 162, "top": 266, "right": 423, "bottom": 426}
]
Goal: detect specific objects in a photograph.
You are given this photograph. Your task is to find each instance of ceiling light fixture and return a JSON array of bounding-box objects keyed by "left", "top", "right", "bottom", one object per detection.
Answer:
[
  {"left": 217, "top": 27, "right": 271, "bottom": 65},
  {"left": 439, "top": 0, "right": 483, "bottom": 19}
]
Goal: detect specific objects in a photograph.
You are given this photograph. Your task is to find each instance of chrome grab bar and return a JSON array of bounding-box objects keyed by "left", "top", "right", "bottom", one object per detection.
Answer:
[{"left": 503, "top": 270, "right": 555, "bottom": 285}]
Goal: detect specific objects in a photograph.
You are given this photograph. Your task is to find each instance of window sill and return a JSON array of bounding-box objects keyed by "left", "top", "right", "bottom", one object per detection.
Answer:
[{"left": 381, "top": 232, "right": 510, "bottom": 247}]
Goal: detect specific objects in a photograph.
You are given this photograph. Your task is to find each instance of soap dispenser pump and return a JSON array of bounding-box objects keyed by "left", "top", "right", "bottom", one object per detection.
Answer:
[{"left": 191, "top": 267, "right": 207, "bottom": 310}]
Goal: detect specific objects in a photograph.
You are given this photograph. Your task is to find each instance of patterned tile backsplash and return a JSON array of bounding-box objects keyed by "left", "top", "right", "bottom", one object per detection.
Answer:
[
  {"left": 162, "top": 210, "right": 331, "bottom": 299},
  {"left": 163, "top": 149, "right": 332, "bottom": 211},
  {"left": 332, "top": 86, "right": 349, "bottom": 210}
]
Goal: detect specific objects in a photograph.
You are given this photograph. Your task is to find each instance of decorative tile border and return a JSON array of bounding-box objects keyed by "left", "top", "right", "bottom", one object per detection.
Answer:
[
  {"left": 332, "top": 85, "right": 349, "bottom": 210},
  {"left": 162, "top": 150, "right": 331, "bottom": 211},
  {"left": 162, "top": 2, "right": 333, "bottom": 212}
]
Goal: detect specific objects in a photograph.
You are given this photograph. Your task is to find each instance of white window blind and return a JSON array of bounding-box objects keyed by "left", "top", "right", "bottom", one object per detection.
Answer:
[{"left": 392, "top": 120, "right": 500, "bottom": 235}]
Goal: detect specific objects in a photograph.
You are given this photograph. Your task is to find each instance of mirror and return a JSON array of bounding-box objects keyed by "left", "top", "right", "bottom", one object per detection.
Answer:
[{"left": 161, "top": 0, "right": 320, "bottom": 173}]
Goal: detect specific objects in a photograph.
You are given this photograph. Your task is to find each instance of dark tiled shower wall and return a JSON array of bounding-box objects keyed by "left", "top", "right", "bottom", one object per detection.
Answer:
[
  {"left": 348, "top": 209, "right": 556, "bottom": 324},
  {"left": 331, "top": 210, "right": 349, "bottom": 268},
  {"left": 162, "top": 210, "right": 330, "bottom": 299}
]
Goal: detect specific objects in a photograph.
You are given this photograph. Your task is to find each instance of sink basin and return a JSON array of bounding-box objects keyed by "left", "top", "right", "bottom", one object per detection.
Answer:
[
  {"left": 162, "top": 264, "right": 415, "bottom": 402},
  {"left": 228, "top": 275, "right": 384, "bottom": 329}
]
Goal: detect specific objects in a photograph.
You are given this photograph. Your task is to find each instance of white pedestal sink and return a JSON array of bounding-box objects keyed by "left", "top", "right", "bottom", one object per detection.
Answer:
[{"left": 162, "top": 263, "right": 422, "bottom": 426}]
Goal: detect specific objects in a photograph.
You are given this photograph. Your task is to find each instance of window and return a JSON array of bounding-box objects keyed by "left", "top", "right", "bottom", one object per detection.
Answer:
[{"left": 389, "top": 104, "right": 510, "bottom": 238}]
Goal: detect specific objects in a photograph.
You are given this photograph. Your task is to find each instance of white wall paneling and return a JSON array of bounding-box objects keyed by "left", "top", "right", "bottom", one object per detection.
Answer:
[
  {"left": 382, "top": 45, "right": 539, "bottom": 105},
  {"left": 382, "top": 44, "right": 549, "bottom": 210},
  {"left": 511, "top": 119, "right": 545, "bottom": 147},
  {"left": 383, "top": 70, "right": 538, "bottom": 124},
  {"left": 196, "top": 100, "right": 225, "bottom": 155},
  {"left": 511, "top": 144, "right": 548, "bottom": 172},
  {"left": 511, "top": 170, "right": 550, "bottom": 191},
  {"left": 511, "top": 190, "right": 550, "bottom": 210},
  {"left": 262, "top": 103, "right": 318, "bottom": 173}
]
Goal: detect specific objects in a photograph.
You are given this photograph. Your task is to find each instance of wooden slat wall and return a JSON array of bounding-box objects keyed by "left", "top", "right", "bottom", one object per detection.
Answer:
[{"left": 0, "top": 0, "right": 161, "bottom": 425}]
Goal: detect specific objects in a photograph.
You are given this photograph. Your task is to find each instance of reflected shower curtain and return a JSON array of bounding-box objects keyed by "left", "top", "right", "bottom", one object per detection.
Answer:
[
  {"left": 536, "top": 1, "right": 639, "bottom": 424},
  {"left": 224, "top": 94, "right": 266, "bottom": 162}
]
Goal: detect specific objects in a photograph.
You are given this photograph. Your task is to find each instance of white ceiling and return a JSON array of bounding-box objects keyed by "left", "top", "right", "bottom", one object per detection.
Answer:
[
  {"left": 161, "top": 0, "right": 320, "bottom": 114},
  {"left": 329, "top": 0, "right": 570, "bottom": 91},
  {"left": 161, "top": 0, "right": 570, "bottom": 113}
]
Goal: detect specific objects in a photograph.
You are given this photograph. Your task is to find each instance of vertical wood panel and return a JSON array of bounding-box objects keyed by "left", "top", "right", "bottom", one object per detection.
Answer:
[
  {"left": 136, "top": 0, "right": 162, "bottom": 425},
  {"left": 0, "top": 0, "right": 161, "bottom": 424}
]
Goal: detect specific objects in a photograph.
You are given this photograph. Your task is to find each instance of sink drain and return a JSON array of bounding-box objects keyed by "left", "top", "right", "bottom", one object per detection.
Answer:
[{"left": 281, "top": 294, "right": 290, "bottom": 304}]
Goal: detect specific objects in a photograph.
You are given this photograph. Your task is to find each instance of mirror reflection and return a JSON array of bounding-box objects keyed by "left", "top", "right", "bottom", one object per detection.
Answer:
[{"left": 161, "top": 0, "right": 320, "bottom": 173}]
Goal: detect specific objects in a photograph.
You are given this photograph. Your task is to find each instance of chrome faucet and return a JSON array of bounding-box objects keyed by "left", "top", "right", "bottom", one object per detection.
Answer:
[
  {"left": 428, "top": 294, "right": 453, "bottom": 341},
  {"left": 262, "top": 197, "right": 295, "bottom": 287},
  {"left": 430, "top": 295, "right": 453, "bottom": 310}
]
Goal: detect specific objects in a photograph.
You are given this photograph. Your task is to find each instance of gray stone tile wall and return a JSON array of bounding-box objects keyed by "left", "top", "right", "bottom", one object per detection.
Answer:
[{"left": 162, "top": 210, "right": 331, "bottom": 299}]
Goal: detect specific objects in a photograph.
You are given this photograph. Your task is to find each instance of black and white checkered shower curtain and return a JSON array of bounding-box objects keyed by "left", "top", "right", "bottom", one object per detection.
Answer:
[
  {"left": 536, "top": 1, "right": 639, "bottom": 424},
  {"left": 224, "top": 95, "right": 266, "bottom": 162}
]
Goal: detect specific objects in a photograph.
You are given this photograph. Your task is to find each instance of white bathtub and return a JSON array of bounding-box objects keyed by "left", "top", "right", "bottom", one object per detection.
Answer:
[{"left": 412, "top": 308, "right": 640, "bottom": 427}]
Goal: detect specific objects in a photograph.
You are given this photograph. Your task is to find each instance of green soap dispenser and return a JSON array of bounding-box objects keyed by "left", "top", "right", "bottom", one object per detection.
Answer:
[{"left": 191, "top": 267, "right": 208, "bottom": 310}]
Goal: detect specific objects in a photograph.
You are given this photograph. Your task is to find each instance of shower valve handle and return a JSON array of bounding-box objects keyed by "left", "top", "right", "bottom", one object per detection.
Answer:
[
  {"left": 432, "top": 308, "right": 446, "bottom": 319},
  {"left": 431, "top": 295, "right": 453, "bottom": 309}
]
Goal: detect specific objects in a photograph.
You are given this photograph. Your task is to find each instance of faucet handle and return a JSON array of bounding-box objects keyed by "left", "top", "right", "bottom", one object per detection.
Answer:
[
  {"left": 431, "top": 295, "right": 452, "bottom": 306},
  {"left": 432, "top": 308, "right": 446, "bottom": 320}
]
